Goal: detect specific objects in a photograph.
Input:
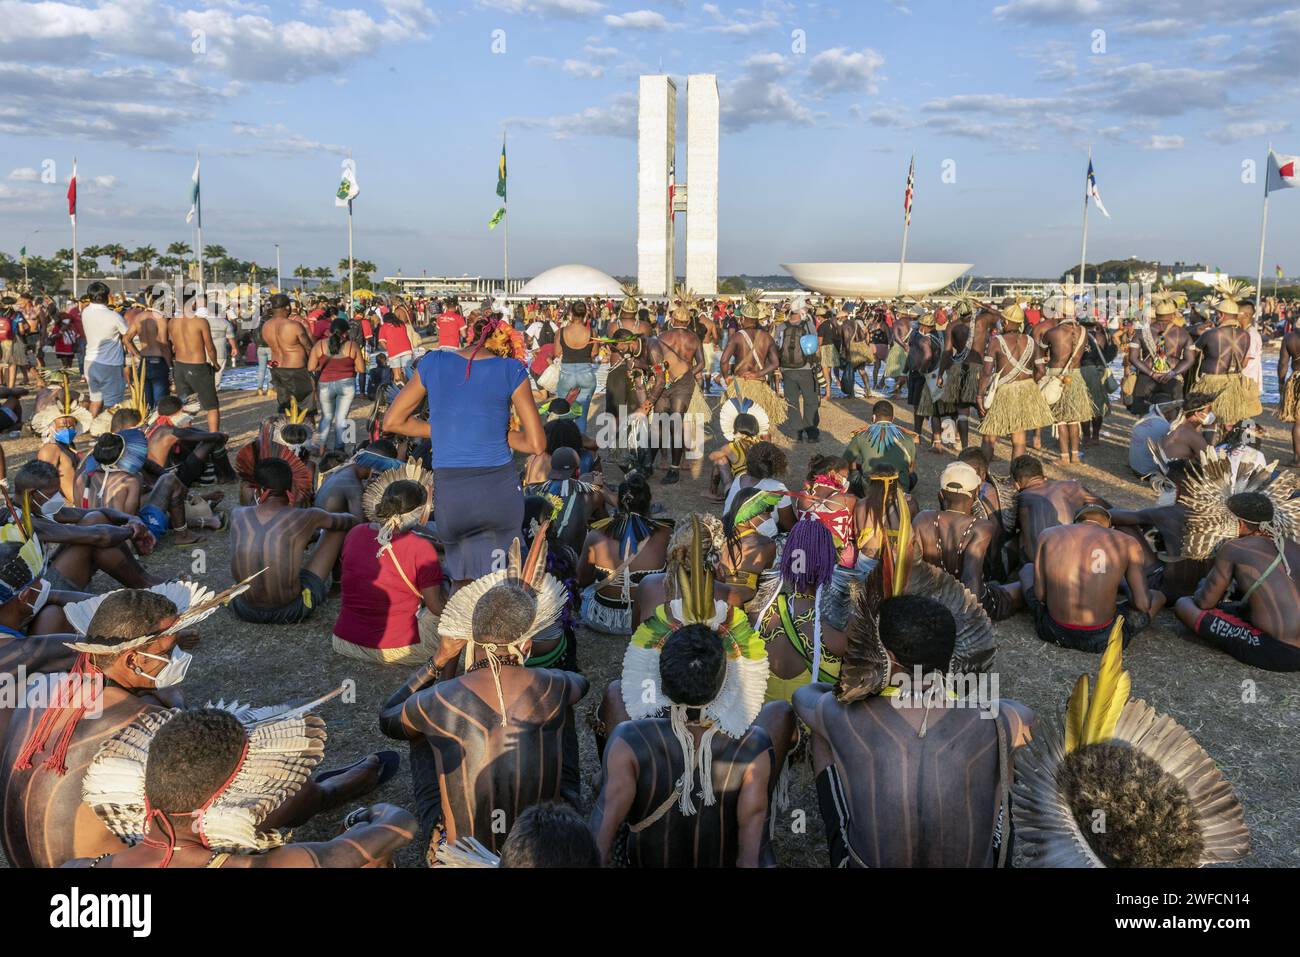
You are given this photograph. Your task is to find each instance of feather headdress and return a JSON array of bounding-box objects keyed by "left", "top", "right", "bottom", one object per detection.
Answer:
[
  {"left": 31, "top": 369, "right": 94, "bottom": 438},
  {"left": 361, "top": 458, "right": 433, "bottom": 550},
  {"left": 1180, "top": 445, "right": 1300, "bottom": 568},
  {"left": 81, "top": 687, "right": 346, "bottom": 857},
  {"left": 438, "top": 533, "right": 568, "bottom": 726},
  {"left": 943, "top": 277, "right": 985, "bottom": 317},
  {"left": 719, "top": 388, "right": 771, "bottom": 441},
  {"left": 619, "top": 281, "right": 640, "bottom": 315},
  {"left": 1210, "top": 278, "right": 1254, "bottom": 318},
  {"left": 1013, "top": 624, "right": 1249, "bottom": 867},
  {"left": 671, "top": 284, "right": 699, "bottom": 326},
  {"left": 740, "top": 287, "right": 766, "bottom": 321},
  {"left": 235, "top": 420, "right": 314, "bottom": 505},
  {"left": 621, "top": 516, "right": 769, "bottom": 815},
  {"left": 1151, "top": 286, "right": 1186, "bottom": 317},
  {"left": 0, "top": 516, "right": 46, "bottom": 605}
]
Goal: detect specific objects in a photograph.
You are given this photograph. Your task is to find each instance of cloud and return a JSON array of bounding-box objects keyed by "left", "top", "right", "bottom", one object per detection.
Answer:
[
  {"left": 7, "top": 168, "right": 40, "bottom": 182},
  {"left": 603, "top": 9, "right": 679, "bottom": 30},
  {"left": 1144, "top": 134, "right": 1185, "bottom": 150},
  {"left": 511, "top": 92, "right": 637, "bottom": 139},
  {"left": 478, "top": 0, "right": 604, "bottom": 14},
  {"left": 807, "top": 47, "right": 885, "bottom": 95},
  {"left": 991, "top": 0, "right": 1101, "bottom": 23},
  {"left": 227, "top": 122, "right": 349, "bottom": 156},
  {"left": 1206, "top": 119, "right": 1292, "bottom": 143},
  {"left": 701, "top": 2, "right": 780, "bottom": 35},
  {"left": 721, "top": 53, "right": 819, "bottom": 131},
  {"left": 994, "top": 0, "right": 1293, "bottom": 25},
  {"left": 868, "top": 106, "right": 912, "bottom": 128}
]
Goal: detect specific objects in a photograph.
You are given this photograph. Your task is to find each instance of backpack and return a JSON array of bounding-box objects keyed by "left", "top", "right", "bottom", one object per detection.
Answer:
[{"left": 779, "top": 320, "right": 812, "bottom": 369}]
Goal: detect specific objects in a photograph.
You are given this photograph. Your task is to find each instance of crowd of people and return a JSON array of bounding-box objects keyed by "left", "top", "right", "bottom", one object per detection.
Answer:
[{"left": 0, "top": 271, "right": 1292, "bottom": 869}]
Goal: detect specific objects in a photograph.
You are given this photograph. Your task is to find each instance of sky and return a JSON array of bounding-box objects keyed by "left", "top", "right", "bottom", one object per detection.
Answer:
[{"left": 2, "top": 0, "right": 1299, "bottom": 281}]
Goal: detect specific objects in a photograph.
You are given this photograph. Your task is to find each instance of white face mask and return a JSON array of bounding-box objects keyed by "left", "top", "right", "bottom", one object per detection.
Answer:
[
  {"left": 1203, "top": 412, "right": 1216, "bottom": 426},
  {"left": 39, "top": 492, "right": 65, "bottom": 518},
  {"left": 757, "top": 514, "right": 779, "bottom": 538},
  {"left": 23, "top": 578, "right": 51, "bottom": 621},
  {"left": 135, "top": 647, "right": 192, "bottom": 688}
]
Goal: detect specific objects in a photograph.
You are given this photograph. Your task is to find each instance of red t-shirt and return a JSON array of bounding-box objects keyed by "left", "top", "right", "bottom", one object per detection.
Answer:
[
  {"left": 437, "top": 311, "right": 465, "bottom": 348},
  {"left": 531, "top": 342, "right": 556, "bottom": 377},
  {"left": 334, "top": 525, "right": 442, "bottom": 649},
  {"left": 0, "top": 317, "right": 12, "bottom": 342},
  {"left": 1024, "top": 307, "right": 1042, "bottom": 326},
  {"left": 310, "top": 317, "right": 332, "bottom": 340},
  {"left": 378, "top": 322, "right": 413, "bottom": 357}
]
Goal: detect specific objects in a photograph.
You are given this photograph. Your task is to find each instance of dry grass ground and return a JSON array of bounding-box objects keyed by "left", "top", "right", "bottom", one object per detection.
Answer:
[{"left": 2, "top": 352, "right": 1296, "bottom": 868}]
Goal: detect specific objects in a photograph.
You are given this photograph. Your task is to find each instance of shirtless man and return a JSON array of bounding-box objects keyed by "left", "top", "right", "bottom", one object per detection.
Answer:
[
  {"left": 35, "top": 409, "right": 86, "bottom": 502},
  {"left": 144, "top": 394, "right": 234, "bottom": 484},
  {"left": 1159, "top": 394, "right": 1214, "bottom": 461},
  {"left": 380, "top": 578, "right": 589, "bottom": 860},
  {"left": 1039, "top": 309, "right": 1091, "bottom": 463},
  {"left": 907, "top": 313, "right": 943, "bottom": 450},
  {"left": 977, "top": 305, "right": 1052, "bottom": 461},
  {"left": 263, "top": 292, "right": 318, "bottom": 415},
  {"left": 65, "top": 708, "right": 414, "bottom": 869},
  {"left": 229, "top": 458, "right": 359, "bottom": 624},
  {"left": 912, "top": 462, "right": 997, "bottom": 602},
  {"left": 170, "top": 297, "right": 221, "bottom": 432},
  {"left": 936, "top": 307, "right": 976, "bottom": 449},
  {"left": 1174, "top": 492, "right": 1300, "bottom": 671},
  {"left": 522, "top": 447, "right": 604, "bottom": 555},
  {"left": 591, "top": 624, "right": 792, "bottom": 867},
  {"left": 77, "top": 431, "right": 211, "bottom": 546},
  {"left": 1110, "top": 459, "right": 1207, "bottom": 600},
  {"left": 133, "top": 288, "right": 172, "bottom": 409},
  {"left": 886, "top": 311, "right": 912, "bottom": 397},
  {"left": 1129, "top": 300, "right": 1193, "bottom": 415},
  {"left": 1023, "top": 505, "right": 1164, "bottom": 652},
  {"left": 314, "top": 441, "right": 399, "bottom": 520},
  {"left": 1011, "top": 454, "right": 1109, "bottom": 561},
  {"left": 650, "top": 307, "right": 704, "bottom": 484},
  {"left": 794, "top": 594, "right": 1031, "bottom": 867},
  {"left": 1277, "top": 323, "right": 1300, "bottom": 465},
  {"left": 695, "top": 308, "right": 720, "bottom": 394},
  {"left": 718, "top": 307, "right": 780, "bottom": 403},
  {"left": 1183, "top": 298, "right": 1261, "bottom": 428},
  {"left": 12, "top": 460, "right": 156, "bottom": 590},
  {"left": 601, "top": 329, "right": 664, "bottom": 473}
]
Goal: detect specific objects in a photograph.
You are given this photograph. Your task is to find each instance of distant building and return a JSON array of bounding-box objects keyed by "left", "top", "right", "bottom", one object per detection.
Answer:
[{"left": 381, "top": 276, "right": 528, "bottom": 296}]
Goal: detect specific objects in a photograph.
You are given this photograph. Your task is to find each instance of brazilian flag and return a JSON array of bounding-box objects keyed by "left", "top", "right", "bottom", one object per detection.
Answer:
[{"left": 496, "top": 140, "right": 507, "bottom": 202}]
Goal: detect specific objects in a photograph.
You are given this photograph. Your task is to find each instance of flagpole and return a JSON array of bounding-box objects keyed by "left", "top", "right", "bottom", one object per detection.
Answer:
[
  {"left": 896, "top": 148, "right": 914, "bottom": 296},
  {"left": 70, "top": 157, "right": 78, "bottom": 300},
  {"left": 1079, "top": 147, "right": 1091, "bottom": 288},
  {"left": 348, "top": 199, "right": 355, "bottom": 308},
  {"left": 1255, "top": 143, "right": 1271, "bottom": 315},
  {"left": 503, "top": 127, "right": 509, "bottom": 298}
]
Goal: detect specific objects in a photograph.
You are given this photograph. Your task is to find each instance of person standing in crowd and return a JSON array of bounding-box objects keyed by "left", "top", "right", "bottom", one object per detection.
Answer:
[
  {"left": 555, "top": 301, "right": 597, "bottom": 434},
  {"left": 309, "top": 318, "right": 366, "bottom": 452},
  {"left": 777, "top": 303, "right": 822, "bottom": 443},
  {"left": 80, "top": 281, "right": 141, "bottom": 416}
]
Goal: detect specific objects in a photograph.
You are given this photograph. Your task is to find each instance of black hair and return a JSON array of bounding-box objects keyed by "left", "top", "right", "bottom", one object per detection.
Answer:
[
  {"left": 269, "top": 293, "right": 291, "bottom": 311},
  {"left": 93, "top": 432, "right": 125, "bottom": 466},
  {"left": 546, "top": 397, "right": 571, "bottom": 416},
  {"left": 957, "top": 447, "right": 989, "bottom": 478},
  {"left": 318, "top": 450, "right": 348, "bottom": 471},
  {"left": 550, "top": 446, "right": 580, "bottom": 474},
  {"left": 86, "top": 589, "right": 179, "bottom": 649},
  {"left": 878, "top": 595, "right": 956, "bottom": 673},
  {"left": 745, "top": 441, "right": 787, "bottom": 481},
  {"left": 499, "top": 801, "right": 599, "bottom": 868},
  {"left": 733, "top": 413, "right": 759, "bottom": 437},
  {"left": 723, "top": 485, "right": 771, "bottom": 563},
  {"left": 569, "top": 301, "right": 587, "bottom": 321},
  {"left": 86, "top": 281, "right": 110, "bottom": 304},
  {"left": 1227, "top": 491, "right": 1273, "bottom": 526},
  {"left": 13, "top": 460, "right": 59, "bottom": 493},
  {"left": 362, "top": 438, "right": 398, "bottom": 458},
  {"left": 144, "top": 709, "right": 248, "bottom": 816},
  {"left": 538, "top": 323, "right": 556, "bottom": 347},
  {"left": 616, "top": 471, "right": 652, "bottom": 516},
  {"left": 871, "top": 400, "right": 895, "bottom": 420},
  {"left": 252, "top": 457, "right": 294, "bottom": 494},
  {"left": 659, "top": 623, "right": 726, "bottom": 708},
  {"left": 327, "top": 317, "right": 350, "bottom": 356},
  {"left": 1009, "top": 454, "right": 1044, "bottom": 483},
  {"left": 545, "top": 418, "right": 583, "bottom": 456},
  {"left": 375, "top": 479, "right": 425, "bottom": 520},
  {"left": 111, "top": 408, "right": 143, "bottom": 431},
  {"left": 806, "top": 453, "right": 849, "bottom": 485},
  {"left": 156, "top": 395, "right": 183, "bottom": 416}
]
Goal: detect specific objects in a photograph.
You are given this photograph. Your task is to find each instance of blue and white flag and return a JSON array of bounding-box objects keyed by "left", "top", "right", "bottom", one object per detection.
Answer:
[{"left": 1087, "top": 159, "right": 1110, "bottom": 218}]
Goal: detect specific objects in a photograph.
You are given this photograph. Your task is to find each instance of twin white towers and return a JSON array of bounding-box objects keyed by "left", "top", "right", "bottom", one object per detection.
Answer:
[{"left": 636, "top": 74, "right": 719, "bottom": 297}]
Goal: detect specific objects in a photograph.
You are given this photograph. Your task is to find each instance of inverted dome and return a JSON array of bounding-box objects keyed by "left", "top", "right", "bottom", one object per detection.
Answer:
[
  {"left": 782, "top": 262, "right": 973, "bottom": 298},
  {"left": 517, "top": 264, "right": 625, "bottom": 298}
]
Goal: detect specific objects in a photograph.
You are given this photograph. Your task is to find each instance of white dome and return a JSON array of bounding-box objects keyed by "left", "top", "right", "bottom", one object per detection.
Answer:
[
  {"left": 783, "top": 262, "right": 973, "bottom": 298},
  {"left": 517, "top": 264, "right": 625, "bottom": 298}
]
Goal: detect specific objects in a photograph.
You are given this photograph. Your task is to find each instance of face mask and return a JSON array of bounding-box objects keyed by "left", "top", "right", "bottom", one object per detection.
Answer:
[
  {"left": 54, "top": 427, "right": 77, "bottom": 445},
  {"left": 39, "top": 492, "right": 65, "bottom": 518},
  {"left": 21, "top": 578, "right": 50, "bottom": 623},
  {"left": 757, "top": 514, "right": 779, "bottom": 538},
  {"left": 134, "top": 647, "right": 192, "bottom": 688},
  {"left": 1203, "top": 412, "right": 1216, "bottom": 426}
]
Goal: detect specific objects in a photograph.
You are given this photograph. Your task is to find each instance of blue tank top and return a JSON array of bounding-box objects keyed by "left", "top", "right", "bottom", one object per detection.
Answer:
[{"left": 419, "top": 350, "right": 528, "bottom": 469}]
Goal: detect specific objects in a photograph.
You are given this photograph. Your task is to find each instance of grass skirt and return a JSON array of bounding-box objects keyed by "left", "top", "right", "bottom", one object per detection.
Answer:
[
  {"left": 883, "top": 342, "right": 908, "bottom": 379},
  {"left": 979, "top": 377, "right": 1056, "bottom": 436},
  {"left": 1281, "top": 374, "right": 1300, "bottom": 423},
  {"left": 940, "top": 363, "right": 980, "bottom": 409},
  {"left": 1197, "top": 372, "right": 1263, "bottom": 424},
  {"left": 1080, "top": 364, "right": 1110, "bottom": 420},
  {"left": 734, "top": 377, "right": 787, "bottom": 427},
  {"left": 1047, "top": 369, "right": 1093, "bottom": 425}
]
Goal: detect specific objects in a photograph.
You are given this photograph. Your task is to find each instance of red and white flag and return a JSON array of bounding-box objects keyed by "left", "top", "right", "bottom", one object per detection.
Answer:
[
  {"left": 903, "top": 153, "right": 915, "bottom": 226},
  {"left": 1267, "top": 149, "right": 1298, "bottom": 193},
  {"left": 667, "top": 155, "right": 676, "bottom": 219},
  {"left": 67, "top": 160, "right": 77, "bottom": 220}
]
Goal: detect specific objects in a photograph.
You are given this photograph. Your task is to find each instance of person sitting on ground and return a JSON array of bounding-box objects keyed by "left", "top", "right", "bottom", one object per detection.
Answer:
[
  {"left": 707, "top": 412, "right": 761, "bottom": 503},
  {"left": 333, "top": 463, "right": 445, "bottom": 665},
  {"left": 229, "top": 458, "right": 360, "bottom": 625},
  {"left": 314, "top": 440, "right": 400, "bottom": 520},
  {"left": 522, "top": 446, "right": 605, "bottom": 556},
  {"left": 10, "top": 460, "right": 156, "bottom": 591},
  {"left": 1172, "top": 458, "right": 1300, "bottom": 672},
  {"left": 0, "top": 529, "right": 90, "bottom": 641},
  {"left": 380, "top": 536, "right": 588, "bottom": 862},
  {"left": 498, "top": 801, "right": 598, "bottom": 868},
  {"left": 67, "top": 705, "right": 409, "bottom": 868},
  {"left": 716, "top": 486, "right": 780, "bottom": 607},
  {"left": 912, "top": 462, "right": 1004, "bottom": 617},
  {"left": 144, "top": 395, "right": 236, "bottom": 485},
  {"left": 843, "top": 400, "right": 917, "bottom": 493},
  {"left": 1159, "top": 391, "right": 1217, "bottom": 462},
  {"left": 1128, "top": 399, "right": 1178, "bottom": 478},
  {"left": 1110, "top": 457, "right": 1207, "bottom": 600},
  {"left": 31, "top": 378, "right": 94, "bottom": 503},
  {"left": 721, "top": 440, "right": 793, "bottom": 525},
  {"left": 794, "top": 589, "right": 1033, "bottom": 868},
  {"left": 591, "top": 521, "right": 794, "bottom": 867},
  {"left": 1022, "top": 504, "right": 1164, "bottom": 653},
  {"left": 630, "top": 513, "right": 734, "bottom": 627},
  {"left": 576, "top": 472, "right": 672, "bottom": 636},
  {"left": 1010, "top": 453, "right": 1109, "bottom": 562}
]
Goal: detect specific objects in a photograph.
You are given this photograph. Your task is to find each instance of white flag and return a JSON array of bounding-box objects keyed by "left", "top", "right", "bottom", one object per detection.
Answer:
[
  {"left": 335, "top": 163, "right": 359, "bottom": 208},
  {"left": 186, "top": 157, "right": 201, "bottom": 225},
  {"left": 1266, "top": 149, "right": 1298, "bottom": 194}
]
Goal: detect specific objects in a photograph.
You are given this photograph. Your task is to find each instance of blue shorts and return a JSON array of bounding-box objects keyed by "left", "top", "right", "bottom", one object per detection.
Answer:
[
  {"left": 86, "top": 361, "right": 125, "bottom": 406},
  {"left": 139, "top": 504, "right": 169, "bottom": 538}
]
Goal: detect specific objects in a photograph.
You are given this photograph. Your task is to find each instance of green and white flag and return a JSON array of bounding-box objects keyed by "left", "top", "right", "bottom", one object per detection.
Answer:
[
  {"left": 336, "top": 163, "right": 359, "bottom": 208},
  {"left": 496, "top": 139, "right": 507, "bottom": 202},
  {"left": 488, "top": 207, "right": 506, "bottom": 230},
  {"left": 185, "top": 157, "right": 201, "bottom": 226},
  {"left": 18, "top": 246, "right": 26, "bottom": 263}
]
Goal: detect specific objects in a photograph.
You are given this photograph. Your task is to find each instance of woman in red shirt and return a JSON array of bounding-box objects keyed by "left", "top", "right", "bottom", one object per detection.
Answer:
[
  {"left": 333, "top": 467, "right": 446, "bottom": 664},
  {"left": 377, "top": 313, "right": 415, "bottom": 384}
]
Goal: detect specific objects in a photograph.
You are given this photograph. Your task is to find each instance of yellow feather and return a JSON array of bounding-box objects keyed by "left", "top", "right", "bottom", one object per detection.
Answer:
[
  {"left": 1081, "top": 618, "right": 1130, "bottom": 746},
  {"left": 891, "top": 483, "right": 913, "bottom": 596},
  {"left": 1064, "top": 674, "right": 1089, "bottom": 753}
]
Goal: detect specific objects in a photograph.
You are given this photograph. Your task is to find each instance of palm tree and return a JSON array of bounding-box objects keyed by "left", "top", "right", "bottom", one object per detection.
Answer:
[
  {"left": 130, "top": 245, "right": 158, "bottom": 280},
  {"left": 293, "top": 265, "right": 312, "bottom": 290}
]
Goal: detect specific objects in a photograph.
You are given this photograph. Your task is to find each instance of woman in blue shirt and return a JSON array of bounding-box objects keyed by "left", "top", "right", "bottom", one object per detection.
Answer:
[{"left": 384, "top": 313, "right": 545, "bottom": 584}]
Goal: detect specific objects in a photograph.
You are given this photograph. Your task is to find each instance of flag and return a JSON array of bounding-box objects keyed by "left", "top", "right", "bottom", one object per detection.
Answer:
[
  {"left": 1087, "top": 159, "right": 1110, "bottom": 218},
  {"left": 1266, "top": 149, "right": 1298, "bottom": 194},
  {"left": 186, "top": 157, "right": 201, "bottom": 226},
  {"left": 67, "top": 161, "right": 77, "bottom": 219},
  {"left": 1279, "top": 264, "right": 1286, "bottom": 279},
  {"left": 336, "top": 163, "right": 359, "bottom": 208},
  {"left": 496, "top": 140, "right": 507, "bottom": 202},
  {"left": 488, "top": 207, "right": 506, "bottom": 230},
  {"left": 903, "top": 153, "right": 915, "bottom": 226},
  {"left": 18, "top": 246, "right": 26, "bottom": 263},
  {"left": 668, "top": 155, "right": 676, "bottom": 219}
]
